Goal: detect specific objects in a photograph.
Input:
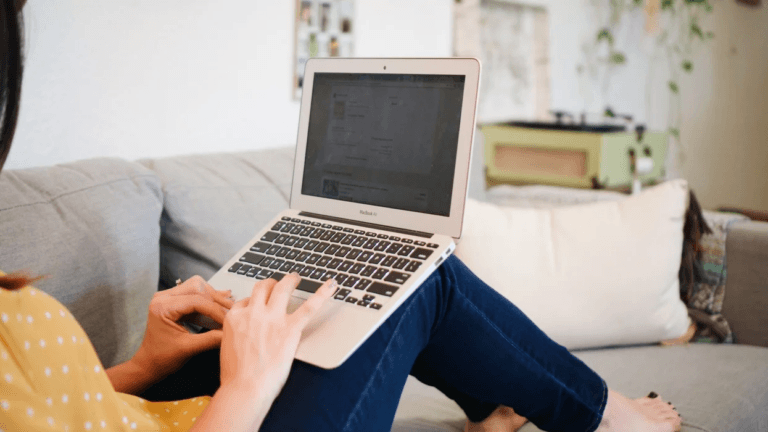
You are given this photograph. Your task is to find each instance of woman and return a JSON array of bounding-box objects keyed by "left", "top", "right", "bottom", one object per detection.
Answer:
[{"left": 0, "top": 1, "right": 682, "bottom": 431}]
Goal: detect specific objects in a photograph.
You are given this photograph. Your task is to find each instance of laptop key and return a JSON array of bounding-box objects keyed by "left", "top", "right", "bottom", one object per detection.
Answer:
[
  {"left": 357, "top": 251, "right": 373, "bottom": 262},
  {"left": 311, "top": 222, "right": 321, "bottom": 227},
  {"left": 276, "top": 247, "right": 291, "bottom": 258},
  {"left": 397, "top": 245, "right": 415, "bottom": 256},
  {"left": 427, "top": 243, "right": 439, "bottom": 248},
  {"left": 236, "top": 265, "right": 252, "bottom": 275},
  {"left": 335, "top": 246, "right": 352, "bottom": 257},
  {"left": 406, "top": 261, "right": 422, "bottom": 272},
  {"left": 280, "top": 223, "right": 295, "bottom": 233},
  {"left": 325, "top": 244, "right": 341, "bottom": 255},
  {"left": 373, "top": 241, "right": 390, "bottom": 252},
  {"left": 414, "top": 241, "right": 426, "bottom": 246},
  {"left": 363, "top": 294, "right": 376, "bottom": 302},
  {"left": 239, "top": 252, "right": 265, "bottom": 266},
  {"left": 343, "top": 276, "right": 360, "bottom": 288},
  {"left": 384, "top": 272, "right": 410, "bottom": 285},
  {"left": 385, "top": 243, "right": 402, "bottom": 254},
  {"left": 294, "top": 238, "right": 309, "bottom": 249},
  {"left": 299, "top": 227, "right": 314, "bottom": 237},
  {"left": 304, "top": 240, "right": 319, "bottom": 250},
  {"left": 320, "top": 231, "right": 335, "bottom": 241},
  {"left": 321, "top": 224, "right": 332, "bottom": 229},
  {"left": 389, "top": 236, "right": 401, "bottom": 242},
  {"left": 290, "top": 263, "right": 305, "bottom": 274},
  {"left": 245, "top": 267, "right": 259, "bottom": 278},
  {"left": 362, "top": 239, "right": 378, "bottom": 250},
  {"left": 381, "top": 256, "right": 397, "bottom": 267},
  {"left": 343, "top": 227, "right": 354, "bottom": 233},
  {"left": 269, "top": 259, "right": 285, "bottom": 270},
  {"left": 334, "top": 289, "right": 351, "bottom": 301},
  {"left": 356, "top": 279, "right": 372, "bottom": 291},
  {"left": 410, "top": 248, "right": 434, "bottom": 261},
  {"left": 346, "top": 249, "right": 362, "bottom": 260},
  {"left": 300, "top": 219, "right": 311, "bottom": 225},
  {"left": 316, "top": 256, "right": 332, "bottom": 267},
  {"left": 299, "top": 266, "right": 315, "bottom": 278},
  {"left": 377, "top": 234, "right": 389, "bottom": 239},
  {"left": 296, "top": 278, "right": 323, "bottom": 294},
  {"left": 274, "top": 234, "right": 290, "bottom": 244},
  {"left": 370, "top": 303, "right": 383, "bottom": 310},
  {"left": 255, "top": 269, "right": 274, "bottom": 280},
  {"left": 366, "top": 232, "right": 377, "bottom": 237},
  {"left": 369, "top": 253, "right": 385, "bottom": 265},
  {"left": 281, "top": 216, "right": 292, "bottom": 221},
  {"left": 337, "top": 260, "right": 354, "bottom": 272},
  {"left": 332, "top": 225, "right": 344, "bottom": 231},
  {"left": 228, "top": 262, "right": 243, "bottom": 273},
  {"left": 330, "top": 232, "right": 346, "bottom": 243},
  {"left": 285, "top": 249, "right": 300, "bottom": 260},
  {"left": 360, "top": 265, "right": 377, "bottom": 277},
  {"left": 291, "top": 218, "right": 302, "bottom": 223},
  {"left": 349, "top": 263, "right": 365, "bottom": 274},
  {"left": 310, "top": 268, "right": 326, "bottom": 280},
  {"left": 305, "top": 254, "right": 322, "bottom": 265},
  {"left": 296, "top": 251, "right": 311, "bottom": 262},
  {"left": 260, "top": 257, "right": 275, "bottom": 268},
  {"left": 367, "top": 282, "right": 399, "bottom": 297},
  {"left": 266, "top": 245, "right": 281, "bottom": 255},
  {"left": 345, "top": 297, "right": 358, "bottom": 304},
  {"left": 393, "top": 258, "right": 409, "bottom": 270},
  {"left": 314, "top": 242, "right": 330, "bottom": 253},
  {"left": 251, "top": 242, "right": 272, "bottom": 253},
  {"left": 327, "top": 258, "right": 343, "bottom": 269},
  {"left": 334, "top": 274, "right": 348, "bottom": 285},
  {"left": 357, "top": 300, "right": 370, "bottom": 307},
  {"left": 290, "top": 226, "right": 303, "bottom": 235},
  {"left": 372, "top": 268, "right": 388, "bottom": 280},
  {"left": 310, "top": 229, "right": 325, "bottom": 239},
  {"left": 320, "top": 271, "right": 337, "bottom": 282},
  {"left": 351, "top": 237, "right": 367, "bottom": 248},
  {"left": 279, "top": 261, "right": 295, "bottom": 272},
  {"left": 354, "top": 229, "right": 366, "bottom": 235},
  {"left": 284, "top": 236, "right": 299, "bottom": 247},
  {"left": 401, "top": 238, "right": 414, "bottom": 244},
  {"left": 341, "top": 235, "right": 356, "bottom": 245},
  {"left": 262, "top": 231, "right": 280, "bottom": 242}
]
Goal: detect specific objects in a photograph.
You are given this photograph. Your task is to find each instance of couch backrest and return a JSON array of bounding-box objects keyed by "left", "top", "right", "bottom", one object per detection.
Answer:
[{"left": 0, "top": 158, "right": 163, "bottom": 368}]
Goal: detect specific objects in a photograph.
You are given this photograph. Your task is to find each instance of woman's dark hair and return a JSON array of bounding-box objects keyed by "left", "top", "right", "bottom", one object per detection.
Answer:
[
  {"left": 0, "top": 0, "right": 26, "bottom": 290},
  {"left": 0, "top": 0, "right": 23, "bottom": 171}
]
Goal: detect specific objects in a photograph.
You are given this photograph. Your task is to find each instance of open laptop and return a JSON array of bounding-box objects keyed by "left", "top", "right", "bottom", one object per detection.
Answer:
[{"left": 207, "top": 58, "right": 481, "bottom": 369}]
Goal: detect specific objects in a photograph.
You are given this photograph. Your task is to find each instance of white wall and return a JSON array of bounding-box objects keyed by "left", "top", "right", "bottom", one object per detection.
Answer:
[
  {"left": 8, "top": 0, "right": 767, "bottom": 211},
  {"left": 6, "top": 0, "right": 452, "bottom": 169}
]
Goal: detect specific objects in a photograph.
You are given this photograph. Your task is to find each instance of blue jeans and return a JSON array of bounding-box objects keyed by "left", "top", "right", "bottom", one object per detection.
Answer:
[{"left": 142, "top": 256, "right": 608, "bottom": 431}]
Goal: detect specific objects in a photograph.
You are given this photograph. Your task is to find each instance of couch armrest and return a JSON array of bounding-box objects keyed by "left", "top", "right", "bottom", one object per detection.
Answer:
[{"left": 722, "top": 220, "right": 768, "bottom": 347}]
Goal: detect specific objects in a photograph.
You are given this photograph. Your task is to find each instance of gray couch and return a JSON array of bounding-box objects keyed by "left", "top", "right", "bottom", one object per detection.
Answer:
[{"left": 1, "top": 147, "right": 767, "bottom": 432}]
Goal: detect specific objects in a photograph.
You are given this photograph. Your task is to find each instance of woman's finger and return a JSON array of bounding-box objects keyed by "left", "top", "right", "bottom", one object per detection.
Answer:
[
  {"left": 187, "top": 329, "right": 223, "bottom": 353},
  {"left": 291, "top": 279, "right": 337, "bottom": 329},
  {"left": 250, "top": 278, "right": 276, "bottom": 308},
  {"left": 163, "top": 294, "right": 229, "bottom": 324},
  {"left": 266, "top": 273, "right": 301, "bottom": 312}
]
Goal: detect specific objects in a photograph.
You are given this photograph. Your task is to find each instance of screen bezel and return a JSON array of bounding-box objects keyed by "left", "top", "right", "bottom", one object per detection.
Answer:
[{"left": 289, "top": 58, "right": 480, "bottom": 239}]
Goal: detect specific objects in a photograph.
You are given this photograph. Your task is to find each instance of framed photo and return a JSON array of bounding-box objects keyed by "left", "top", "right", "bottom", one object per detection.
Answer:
[{"left": 293, "top": 0, "right": 354, "bottom": 99}]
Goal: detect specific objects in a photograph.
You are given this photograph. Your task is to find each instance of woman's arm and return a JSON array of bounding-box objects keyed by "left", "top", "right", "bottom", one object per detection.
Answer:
[
  {"left": 106, "top": 359, "right": 162, "bottom": 395},
  {"left": 191, "top": 274, "right": 336, "bottom": 432}
]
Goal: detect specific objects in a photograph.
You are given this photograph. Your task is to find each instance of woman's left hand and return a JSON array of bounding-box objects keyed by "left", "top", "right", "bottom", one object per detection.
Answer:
[{"left": 129, "top": 276, "right": 235, "bottom": 383}]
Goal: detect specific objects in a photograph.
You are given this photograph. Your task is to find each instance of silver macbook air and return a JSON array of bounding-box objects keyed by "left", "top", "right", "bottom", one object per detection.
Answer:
[{"left": 207, "top": 58, "right": 481, "bottom": 369}]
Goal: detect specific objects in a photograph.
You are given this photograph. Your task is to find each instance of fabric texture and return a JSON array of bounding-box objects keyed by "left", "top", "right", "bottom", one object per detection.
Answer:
[
  {"left": 686, "top": 210, "right": 749, "bottom": 343},
  {"left": 139, "top": 148, "right": 295, "bottom": 289},
  {"left": 392, "top": 343, "right": 768, "bottom": 432},
  {"left": 455, "top": 180, "right": 691, "bottom": 350},
  {"left": 0, "top": 159, "right": 163, "bottom": 367},
  {"left": 0, "top": 284, "right": 208, "bottom": 431}
]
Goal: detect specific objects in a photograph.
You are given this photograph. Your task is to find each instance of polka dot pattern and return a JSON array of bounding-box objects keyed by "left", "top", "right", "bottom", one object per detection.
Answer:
[{"left": 1, "top": 283, "right": 210, "bottom": 431}]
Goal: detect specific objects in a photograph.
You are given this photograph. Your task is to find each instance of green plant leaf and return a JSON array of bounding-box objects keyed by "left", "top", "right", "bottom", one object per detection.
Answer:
[
  {"left": 706, "top": 31, "right": 715, "bottom": 39},
  {"left": 609, "top": 52, "right": 627, "bottom": 65},
  {"left": 682, "top": 60, "right": 693, "bottom": 72},
  {"left": 661, "top": 0, "right": 673, "bottom": 10},
  {"left": 668, "top": 128, "right": 680, "bottom": 138},
  {"left": 597, "top": 29, "right": 614, "bottom": 45},
  {"left": 691, "top": 23, "right": 704, "bottom": 39},
  {"left": 632, "top": 0, "right": 643, "bottom": 5},
  {"left": 669, "top": 81, "right": 679, "bottom": 93},
  {"left": 604, "top": 107, "right": 616, "bottom": 118}
]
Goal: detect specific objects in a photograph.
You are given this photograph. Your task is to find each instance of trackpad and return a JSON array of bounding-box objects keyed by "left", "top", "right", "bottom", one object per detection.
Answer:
[{"left": 287, "top": 296, "right": 305, "bottom": 314}]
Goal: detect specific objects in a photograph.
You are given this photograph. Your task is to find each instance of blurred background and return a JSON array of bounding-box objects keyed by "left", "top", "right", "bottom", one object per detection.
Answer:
[{"left": 6, "top": 0, "right": 767, "bottom": 212}]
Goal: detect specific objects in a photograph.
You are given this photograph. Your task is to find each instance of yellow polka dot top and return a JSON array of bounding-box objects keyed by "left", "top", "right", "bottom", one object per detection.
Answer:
[{"left": 0, "top": 280, "right": 210, "bottom": 431}]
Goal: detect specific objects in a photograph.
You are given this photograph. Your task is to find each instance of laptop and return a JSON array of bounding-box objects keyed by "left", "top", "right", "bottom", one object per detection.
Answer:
[{"left": 206, "top": 58, "right": 481, "bottom": 369}]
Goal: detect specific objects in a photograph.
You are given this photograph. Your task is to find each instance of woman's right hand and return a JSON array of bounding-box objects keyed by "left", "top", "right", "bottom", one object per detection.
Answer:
[{"left": 219, "top": 273, "right": 337, "bottom": 402}]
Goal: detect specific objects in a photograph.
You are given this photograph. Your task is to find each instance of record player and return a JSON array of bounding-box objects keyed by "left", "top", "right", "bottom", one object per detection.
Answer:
[{"left": 481, "top": 112, "right": 667, "bottom": 190}]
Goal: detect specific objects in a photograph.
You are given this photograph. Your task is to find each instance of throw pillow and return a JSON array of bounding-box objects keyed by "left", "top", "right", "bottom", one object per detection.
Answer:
[{"left": 455, "top": 180, "right": 691, "bottom": 350}]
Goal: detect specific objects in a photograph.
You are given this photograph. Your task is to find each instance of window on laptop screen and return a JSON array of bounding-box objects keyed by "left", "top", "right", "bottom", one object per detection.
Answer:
[{"left": 301, "top": 72, "right": 466, "bottom": 217}]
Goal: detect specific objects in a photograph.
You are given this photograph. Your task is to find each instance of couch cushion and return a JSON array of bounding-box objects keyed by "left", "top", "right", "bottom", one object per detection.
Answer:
[
  {"left": 392, "top": 344, "right": 768, "bottom": 432},
  {"left": 0, "top": 159, "right": 163, "bottom": 367},
  {"left": 455, "top": 180, "right": 691, "bottom": 350},
  {"left": 139, "top": 148, "right": 295, "bottom": 288}
]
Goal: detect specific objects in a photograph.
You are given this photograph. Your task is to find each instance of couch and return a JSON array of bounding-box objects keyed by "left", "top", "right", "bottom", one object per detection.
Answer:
[{"left": 1, "top": 147, "right": 767, "bottom": 432}]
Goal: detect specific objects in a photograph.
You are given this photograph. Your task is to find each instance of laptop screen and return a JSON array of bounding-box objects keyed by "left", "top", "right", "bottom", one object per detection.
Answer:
[{"left": 300, "top": 72, "right": 466, "bottom": 217}]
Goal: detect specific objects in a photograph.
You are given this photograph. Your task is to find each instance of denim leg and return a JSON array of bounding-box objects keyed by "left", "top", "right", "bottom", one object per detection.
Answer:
[{"left": 260, "top": 256, "right": 607, "bottom": 432}]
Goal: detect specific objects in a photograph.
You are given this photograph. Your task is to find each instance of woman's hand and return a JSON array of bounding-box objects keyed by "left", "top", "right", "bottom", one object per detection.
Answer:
[
  {"left": 219, "top": 273, "right": 337, "bottom": 402},
  {"left": 129, "top": 276, "right": 235, "bottom": 384}
]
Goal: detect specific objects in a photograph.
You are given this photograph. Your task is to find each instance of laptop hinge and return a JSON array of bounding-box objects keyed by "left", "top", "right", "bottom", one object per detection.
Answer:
[{"left": 298, "top": 211, "right": 434, "bottom": 239}]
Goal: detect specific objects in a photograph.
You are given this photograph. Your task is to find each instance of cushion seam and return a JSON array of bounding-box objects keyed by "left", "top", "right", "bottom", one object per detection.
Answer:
[{"left": 0, "top": 174, "right": 159, "bottom": 213}]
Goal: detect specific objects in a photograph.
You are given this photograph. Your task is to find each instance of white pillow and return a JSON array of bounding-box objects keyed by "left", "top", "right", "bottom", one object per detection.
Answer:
[{"left": 455, "top": 180, "right": 691, "bottom": 350}]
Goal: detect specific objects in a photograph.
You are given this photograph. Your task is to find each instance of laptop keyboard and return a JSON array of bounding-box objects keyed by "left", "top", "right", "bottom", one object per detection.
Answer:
[{"left": 227, "top": 216, "right": 440, "bottom": 310}]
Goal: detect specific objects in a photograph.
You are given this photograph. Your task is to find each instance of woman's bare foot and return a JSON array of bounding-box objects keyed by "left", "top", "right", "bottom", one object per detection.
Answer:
[
  {"left": 464, "top": 405, "right": 528, "bottom": 432},
  {"left": 597, "top": 390, "right": 682, "bottom": 432}
]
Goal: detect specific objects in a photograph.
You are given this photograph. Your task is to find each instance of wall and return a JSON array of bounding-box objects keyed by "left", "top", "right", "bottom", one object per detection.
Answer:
[
  {"left": 7, "top": 0, "right": 452, "bottom": 169},
  {"left": 8, "top": 0, "right": 767, "bottom": 211}
]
